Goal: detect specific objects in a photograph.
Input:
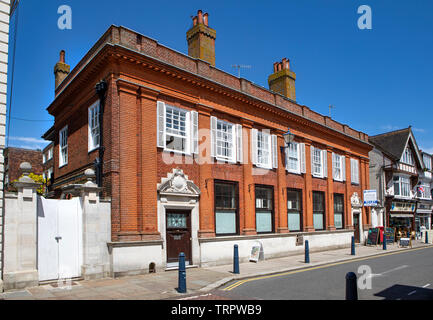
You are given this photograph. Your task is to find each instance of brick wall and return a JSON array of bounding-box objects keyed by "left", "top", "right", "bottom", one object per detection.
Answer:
[
  {"left": 4, "top": 148, "right": 43, "bottom": 189},
  {"left": 46, "top": 25, "right": 372, "bottom": 243}
]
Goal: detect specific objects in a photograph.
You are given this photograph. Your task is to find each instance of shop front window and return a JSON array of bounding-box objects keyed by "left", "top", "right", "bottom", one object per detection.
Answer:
[
  {"left": 215, "top": 181, "right": 238, "bottom": 236},
  {"left": 313, "top": 192, "right": 325, "bottom": 230},
  {"left": 287, "top": 189, "right": 302, "bottom": 232},
  {"left": 255, "top": 186, "right": 274, "bottom": 233}
]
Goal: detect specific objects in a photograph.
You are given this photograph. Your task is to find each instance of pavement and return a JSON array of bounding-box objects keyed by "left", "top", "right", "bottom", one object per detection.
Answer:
[{"left": 0, "top": 240, "right": 431, "bottom": 300}]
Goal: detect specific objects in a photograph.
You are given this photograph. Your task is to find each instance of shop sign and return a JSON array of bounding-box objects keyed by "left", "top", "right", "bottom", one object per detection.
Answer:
[
  {"left": 363, "top": 190, "right": 378, "bottom": 206},
  {"left": 418, "top": 203, "right": 432, "bottom": 211},
  {"left": 390, "top": 202, "right": 416, "bottom": 212}
]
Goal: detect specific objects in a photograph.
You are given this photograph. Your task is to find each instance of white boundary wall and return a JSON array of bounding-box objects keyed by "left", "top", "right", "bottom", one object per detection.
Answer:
[{"left": 0, "top": 0, "right": 11, "bottom": 293}]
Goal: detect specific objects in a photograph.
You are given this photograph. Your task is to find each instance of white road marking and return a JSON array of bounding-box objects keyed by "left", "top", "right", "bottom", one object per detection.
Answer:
[
  {"left": 408, "top": 290, "right": 416, "bottom": 296},
  {"left": 423, "top": 284, "right": 430, "bottom": 288},
  {"left": 381, "top": 265, "right": 408, "bottom": 275},
  {"left": 367, "top": 265, "right": 408, "bottom": 279}
]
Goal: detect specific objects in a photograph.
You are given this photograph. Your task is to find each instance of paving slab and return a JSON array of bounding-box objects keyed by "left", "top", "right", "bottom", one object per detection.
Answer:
[{"left": 0, "top": 241, "right": 431, "bottom": 300}]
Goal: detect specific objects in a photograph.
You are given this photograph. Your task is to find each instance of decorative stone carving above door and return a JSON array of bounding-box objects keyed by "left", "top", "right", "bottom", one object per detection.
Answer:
[{"left": 158, "top": 168, "right": 200, "bottom": 197}]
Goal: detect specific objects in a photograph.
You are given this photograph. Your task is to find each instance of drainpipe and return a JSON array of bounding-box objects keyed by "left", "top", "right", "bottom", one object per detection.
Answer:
[{"left": 95, "top": 80, "right": 108, "bottom": 190}]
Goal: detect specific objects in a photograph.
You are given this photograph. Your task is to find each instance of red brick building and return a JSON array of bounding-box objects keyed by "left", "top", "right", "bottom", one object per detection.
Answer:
[
  {"left": 4, "top": 147, "right": 43, "bottom": 191},
  {"left": 43, "top": 11, "right": 372, "bottom": 273}
]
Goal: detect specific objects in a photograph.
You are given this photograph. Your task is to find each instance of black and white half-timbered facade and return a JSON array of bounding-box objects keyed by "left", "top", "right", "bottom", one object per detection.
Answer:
[{"left": 369, "top": 127, "right": 433, "bottom": 237}]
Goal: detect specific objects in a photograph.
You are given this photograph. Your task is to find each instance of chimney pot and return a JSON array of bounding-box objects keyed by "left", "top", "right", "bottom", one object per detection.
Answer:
[
  {"left": 268, "top": 57, "right": 297, "bottom": 101},
  {"left": 203, "top": 13, "right": 209, "bottom": 26},
  {"left": 193, "top": 16, "right": 198, "bottom": 26},
  {"left": 60, "top": 50, "right": 65, "bottom": 63},
  {"left": 197, "top": 10, "right": 203, "bottom": 24}
]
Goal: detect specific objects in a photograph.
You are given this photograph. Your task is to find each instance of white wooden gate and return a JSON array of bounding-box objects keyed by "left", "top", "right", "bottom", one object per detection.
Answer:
[{"left": 37, "top": 197, "right": 83, "bottom": 282}]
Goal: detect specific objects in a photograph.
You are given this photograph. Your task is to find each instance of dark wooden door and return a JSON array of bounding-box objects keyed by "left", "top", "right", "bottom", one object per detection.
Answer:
[
  {"left": 353, "top": 213, "right": 360, "bottom": 243},
  {"left": 166, "top": 211, "right": 192, "bottom": 264}
]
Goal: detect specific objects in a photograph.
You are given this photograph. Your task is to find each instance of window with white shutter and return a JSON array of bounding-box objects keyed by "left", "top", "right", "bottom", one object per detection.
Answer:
[
  {"left": 236, "top": 124, "right": 243, "bottom": 163},
  {"left": 211, "top": 117, "right": 237, "bottom": 163},
  {"left": 311, "top": 146, "right": 325, "bottom": 178},
  {"left": 156, "top": 101, "right": 197, "bottom": 155},
  {"left": 88, "top": 101, "right": 100, "bottom": 152},
  {"left": 351, "top": 158, "right": 360, "bottom": 184},
  {"left": 272, "top": 135, "right": 278, "bottom": 169},
  {"left": 59, "top": 126, "right": 68, "bottom": 167},
  {"left": 332, "top": 153, "right": 345, "bottom": 182},
  {"left": 286, "top": 142, "right": 301, "bottom": 174},
  {"left": 255, "top": 130, "right": 273, "bottom": 169}
]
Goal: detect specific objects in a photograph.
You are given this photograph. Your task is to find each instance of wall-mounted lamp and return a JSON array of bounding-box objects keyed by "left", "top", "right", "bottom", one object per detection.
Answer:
[
  {"left": 205, "top": 178, "right": 213, "bottom": 189},
  {"left": 280, "top": 128, "right": 296, "bottom": 153},
  {"left": 248, "top": 184, "right": 254, "bottom": 193}
]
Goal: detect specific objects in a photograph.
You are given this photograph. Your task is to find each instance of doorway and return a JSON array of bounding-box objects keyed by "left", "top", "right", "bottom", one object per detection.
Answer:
[
  {"left": 37, "top": 197, "right": 82, "bottom": 281},
  {"left": 166, "top": 210, "right": 192, "bottom": 267},
  {"left": 353, "top": 213, "right": 360, "bottom": 243}
]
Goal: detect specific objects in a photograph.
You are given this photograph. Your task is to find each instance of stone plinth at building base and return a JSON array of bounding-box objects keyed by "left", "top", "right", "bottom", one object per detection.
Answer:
[
  {"left": 108, "top": 240, "right": 164, "bottom": 277},
  {"left": 81, "top": 264, "right": 111, "bottom": 281},
  {"left": 2, "top": 270, "right": 38, "bottom": 291}
]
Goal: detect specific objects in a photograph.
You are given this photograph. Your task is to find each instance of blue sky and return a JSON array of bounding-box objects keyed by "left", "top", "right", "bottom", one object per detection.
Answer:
[{"left": 6, "top": 0, "right": 433, "bottom": 153}]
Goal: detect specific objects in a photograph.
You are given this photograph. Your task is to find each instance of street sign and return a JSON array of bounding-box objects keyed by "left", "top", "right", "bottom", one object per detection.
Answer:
[{"left": 363, "top": 190, "right": 378, "bottom": 206}]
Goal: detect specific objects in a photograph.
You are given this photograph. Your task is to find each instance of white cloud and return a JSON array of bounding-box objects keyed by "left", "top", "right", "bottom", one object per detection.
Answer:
[
  {"left": 380, "top": 125, "right": 400, "bottom": 131},
  {"left": 8, "top": 136, "right": 49, "bottom": 150},
  {"left": 9, "top": 136, "right": 46, "bottom": 144},
  {"left": 412, "top": 128, "right": 426, "bottom": 133}
]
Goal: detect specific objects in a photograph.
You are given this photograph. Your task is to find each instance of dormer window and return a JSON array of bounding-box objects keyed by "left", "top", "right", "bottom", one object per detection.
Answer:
[{"left": 401, "top": 147, "right": 414, "bottom": 166}]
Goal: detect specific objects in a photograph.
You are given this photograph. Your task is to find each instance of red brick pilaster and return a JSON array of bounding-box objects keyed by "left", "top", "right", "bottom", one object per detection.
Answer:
[
  {"left": 327, "top": 149, "right": 336, "bottom": 231},
  {"left": 242, "top": 120, "right": 256, "bottom": 236},
  {"left": 197, "top": 105, "right": 215, "bottom": 238},
  {"left": 303, "top": 140, "right": 314, "bottom": 232},
  {"left": 276, "top": 133, "right": 289, "bottom": 233},
  {"left": 345, "top": 153, "right": 353, "bottom": 229}
]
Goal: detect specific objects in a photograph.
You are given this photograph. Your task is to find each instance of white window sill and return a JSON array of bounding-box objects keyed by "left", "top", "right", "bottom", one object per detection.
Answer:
[
  {"left": 88, "top": 146, "right": 100, "bottom": 154},
  {"left": 255, "top": 164, "right": 273, "bottom": 170},
  {"left": 215, "top": 157, "right": 237, "bottom": 164},
  {"left": 287, "top": 169, "right": 301, "bottom": 175},
  {"left": 162, "top": 148, "right": 191, "bottom": 156}
]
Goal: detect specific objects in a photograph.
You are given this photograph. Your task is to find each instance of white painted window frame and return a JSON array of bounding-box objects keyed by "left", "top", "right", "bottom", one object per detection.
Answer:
[
  {"left": 214, "top": 118, "right": 236, "bottom": 163},
  {"left": 332, "top": 153, "right": 346, "bottom": 182},
  {"left": 350, "top": 158, "right": 360, "bottom": 185},
  {"left": 157, "top": 101, "right": 197, "bottom": 156},
  {"left": 286, "top": 142, "right": 301, "bottom": 174},
  {"left": 311, "top": 147, "right": 327, "bottom": 178},
  {"left": 256, "top": 130, "right": 272, "bottom": 170},
  {"left": 88, "top": 101, "right": 100, "bottom": 152},
  {"left": 59, "top": 125, "right": 68, "bottom": 168}
]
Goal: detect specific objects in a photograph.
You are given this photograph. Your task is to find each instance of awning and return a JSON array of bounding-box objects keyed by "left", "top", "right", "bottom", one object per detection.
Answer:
[{"left": 390, "top": 213, "right": 414, "bottom": 218}]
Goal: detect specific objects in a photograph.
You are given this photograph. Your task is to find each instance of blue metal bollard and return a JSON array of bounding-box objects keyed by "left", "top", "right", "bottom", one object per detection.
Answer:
[
  {"left": 426, "top": 231, "right": 429, "bottom": 244},
  {"left": 177, "top": 252, "right": 187, "bottom": 293},
  {"left": 383, "top": 231, "right": 387, "bottom": 250},
  {"left": 351, "top": 236, "right": 356, "bottom": 256},
  {"left": 233, "top": 244, "right": 240, "bottom": 274},
  {"left": 305, "top": 240, "right": 310, "bottom": 263},
  {"left": 345, "top": 272, "right": 358, "bottom": 300}
]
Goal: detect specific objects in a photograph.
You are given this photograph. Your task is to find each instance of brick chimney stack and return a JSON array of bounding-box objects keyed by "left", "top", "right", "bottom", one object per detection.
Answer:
[
  {"left": 54, "top": 50, "right": 70, "bottom": 92},
  {"left": 268, "top": 58, "right": 297, "bottom": 101},
  {"left": 187, "top": 10, "right": 216, "bottom": 66}
]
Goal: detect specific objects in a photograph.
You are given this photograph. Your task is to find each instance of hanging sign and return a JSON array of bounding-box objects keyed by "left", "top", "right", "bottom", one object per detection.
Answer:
[{"left": 363, "top": 190, "right": 378, "bottom": 207}]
